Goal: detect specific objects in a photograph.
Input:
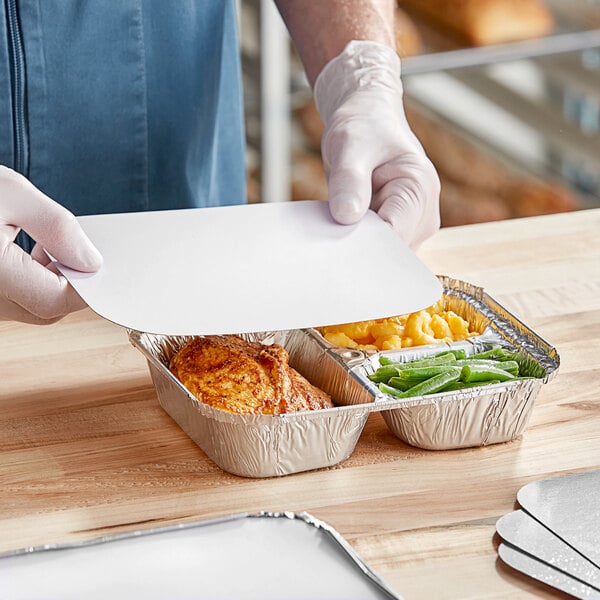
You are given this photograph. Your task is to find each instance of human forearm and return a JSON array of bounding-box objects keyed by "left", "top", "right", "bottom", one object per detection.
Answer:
[
  {"left": 275, "top": 0, "right": 440, "bottom": 248},
  {"left": 274, "top": 0, "right": 395, "bottom": 86}
]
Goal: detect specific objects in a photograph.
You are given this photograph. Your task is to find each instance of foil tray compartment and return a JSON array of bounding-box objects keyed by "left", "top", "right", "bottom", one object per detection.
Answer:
[
  {"left": 303, "top": 275, "right": 559, "bottom": 450},
  {"left": 365, "top": 373, "right": 542, "bottom": 450},
  {"left": 129, "top": 276, "right": 559, "bottom": 476},
  {"left": 129, "top": 329, "right": 373, "bottom": 478},
  {"left": 309, "top": 275, "right": 559, "bottom": 383}
]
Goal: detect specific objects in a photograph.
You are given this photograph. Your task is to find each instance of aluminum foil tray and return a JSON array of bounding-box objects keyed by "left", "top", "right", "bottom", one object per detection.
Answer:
[
  {"left": 129, "top": 276, "right": 559, "bottom": 477},
  {"left": 0, "top": 511, "right": 402, "bottom": 600}
]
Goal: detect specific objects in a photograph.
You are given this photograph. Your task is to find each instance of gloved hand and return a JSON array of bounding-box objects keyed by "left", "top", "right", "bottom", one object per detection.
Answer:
[
  {"left": 314, "top": 40, "right": 440, "bottom": 249},
  {"left": 0, "top": 166, "right": 103, "bottom": 324}
]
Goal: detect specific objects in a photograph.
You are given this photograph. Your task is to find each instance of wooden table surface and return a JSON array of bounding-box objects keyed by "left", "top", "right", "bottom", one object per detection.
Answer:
[{"left": 1, "top": 209, "right": 599, "bottom": 599}]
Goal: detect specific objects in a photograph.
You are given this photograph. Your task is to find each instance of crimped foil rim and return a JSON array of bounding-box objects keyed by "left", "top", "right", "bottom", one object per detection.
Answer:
[{"left": 0, "top": 512, "right": 402, "bottom": 599}]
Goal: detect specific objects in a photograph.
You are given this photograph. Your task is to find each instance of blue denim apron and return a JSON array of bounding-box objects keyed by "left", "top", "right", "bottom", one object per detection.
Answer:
[{"left": 0, "top": 0, "right": 246, "bottom": 250}]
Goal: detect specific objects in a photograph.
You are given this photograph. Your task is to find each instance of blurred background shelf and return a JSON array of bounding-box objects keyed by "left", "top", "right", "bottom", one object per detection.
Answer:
[
  {"left": 400, "top": 30, "right": 600, "bottom": 75},
  {"left": 240, "top": 0, "right": 600, "bottom": 226}
]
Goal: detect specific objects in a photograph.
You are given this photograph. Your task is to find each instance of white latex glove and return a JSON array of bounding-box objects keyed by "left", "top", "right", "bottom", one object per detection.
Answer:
[
  {"left": 314, "top": 40, "right": 440, "bottom": 249},
  {"left": 0, "top": 166, "right": 103, "bottom": 324}
]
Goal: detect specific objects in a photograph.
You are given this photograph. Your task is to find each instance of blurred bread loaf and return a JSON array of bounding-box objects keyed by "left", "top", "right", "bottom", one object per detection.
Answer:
[
  {"left": 439, "top": 177, "right": 512, "bottom": 226},
  {"left": 406, "top": 103, "right": 508, "bottom": 193},
  {"left": 291, "top": 151, "right": 329, "bottom": 201},
  {"left": 500, "top": 180, "right": 579, "bottom": 217},
  {"left": 399, "top": 0, "right": 554, "bottom": 46},
  {"left": 291, "top": 98, "right": 327, "bottom": 201},
  {"left": 404, "top": 101, "right": 578, "bottom": 226},
  {"left": 294, "top": 98, "right": 324, "bottom": 153}
]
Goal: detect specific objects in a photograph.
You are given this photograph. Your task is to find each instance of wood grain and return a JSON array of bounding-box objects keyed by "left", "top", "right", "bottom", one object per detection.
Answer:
[{"left": 1, "top": 209, "right": 599, "bottom": 599}]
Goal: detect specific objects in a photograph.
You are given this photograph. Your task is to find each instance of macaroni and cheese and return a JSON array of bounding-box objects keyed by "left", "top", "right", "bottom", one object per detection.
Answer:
[{"left": 318, "top": 299, "right": 481, "bottom": 351}]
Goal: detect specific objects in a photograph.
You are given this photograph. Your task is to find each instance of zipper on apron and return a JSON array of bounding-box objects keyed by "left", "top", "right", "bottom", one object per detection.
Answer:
[{"left": 6, "top": 0, "right": 29, "bottom": 176}]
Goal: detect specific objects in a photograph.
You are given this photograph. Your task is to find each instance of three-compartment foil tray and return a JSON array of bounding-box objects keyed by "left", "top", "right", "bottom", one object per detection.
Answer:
[{"left": 129, "top": 276, "right": 559, "bottom": 478}]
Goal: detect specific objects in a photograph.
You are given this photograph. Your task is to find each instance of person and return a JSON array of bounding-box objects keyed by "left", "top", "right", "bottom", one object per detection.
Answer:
[{"left": 0, "top": 0, "right": 440, "bottom": 325}]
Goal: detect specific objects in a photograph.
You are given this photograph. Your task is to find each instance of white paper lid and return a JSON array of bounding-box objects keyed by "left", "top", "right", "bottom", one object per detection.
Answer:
[{"left": 57, "top": 201, "right": 442, "bottom": 335}]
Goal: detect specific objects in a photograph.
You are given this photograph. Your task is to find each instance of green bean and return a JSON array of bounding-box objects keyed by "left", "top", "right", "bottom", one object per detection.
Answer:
[
  {"left": 471, "top": 347, "right": 516, "bottom": 361},
  {"left": 469, "top": 347, "right": 502, "bottom": 360},
  {"left": 378, "top": 382, "right": 408, "bottom": 398},
  {"left": 454, "top": 359, "right": 519, "bottom": 376},
  {"left": 368, "top": 365, "right": 402, "bottom": 383},
  {"left": 387, "top": 377, "right": 418, "bottom": 391},
  {"left": 442, "top": 379, "right": 501, "bottom": 392},
  {"left": 395, "top": 365, "right": 462, "bottom": 382},
  {"left": 373, "top": 348, "right": 528, "bottom": 393},
  {"left": 378, "top": 352, "right": 457, "bottom": 369},
  {"left": 460, "top": 364, "right": 516, "bottom": 383},
  {"left": 371, "top": 353, "right": 458, "bottom": 383},
  {"left": 378, "top": 356, "right": 398, "bottom": 366},
  {"left": 434, "top": 348, "right": 467, "bottom": 360},
  {"left": 493, "top": 359, "right": 519, "bottom": 375},
  {"left": 378, "top": 355, "right": 402, "bottom": 366},
  {"left": 418, "top": 352, "right": 458, "bottom": 365},
  {"left": 392, "top": 370, "right": 462, "bottom": 398}
]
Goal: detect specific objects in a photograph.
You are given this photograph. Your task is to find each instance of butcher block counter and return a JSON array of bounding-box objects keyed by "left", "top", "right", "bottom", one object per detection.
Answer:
[{"left": 1, "top": 208, "right": 599, "bottom": 599}]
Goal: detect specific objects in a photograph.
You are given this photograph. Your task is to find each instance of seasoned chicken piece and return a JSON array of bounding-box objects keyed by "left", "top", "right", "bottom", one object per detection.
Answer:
[{"left": 169, "top": 335, "right": 333, "bottom": 415}]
